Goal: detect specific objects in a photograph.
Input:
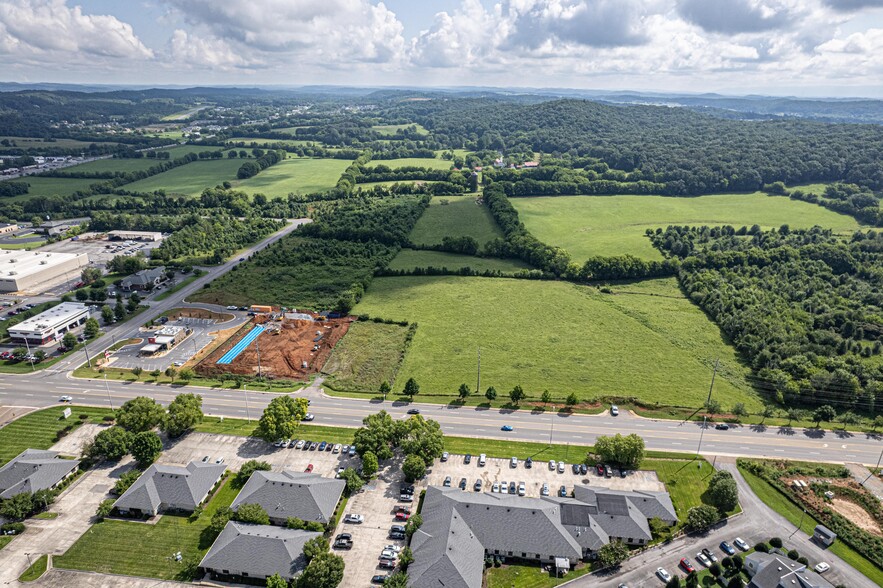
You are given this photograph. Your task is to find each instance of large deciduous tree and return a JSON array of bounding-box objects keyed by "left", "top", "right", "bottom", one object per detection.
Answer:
[
  {"left": 592, "top": 433, "right": 645, "bottom": 469},
  {"left": 162, "top": 392, "right": 203, "bottom": 437},
  {"left": 130, "top": 431, "right": 162, "bottom": 467},
  {"left": 255, "top": 396, "right": 309, "bottom": 442},
  {"left": 116, "top": 396, "right": 165, "bottom": 433}
]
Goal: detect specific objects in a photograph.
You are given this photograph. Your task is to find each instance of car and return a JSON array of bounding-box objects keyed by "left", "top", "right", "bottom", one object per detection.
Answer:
[
  {"left": 335, "top": 466, "right": 346, "bottom": 478},
  {"left": 303, "top": 440, "right": 313, "bottom": 450},
  {"left": 395, "top": 512, "right": 410, "bottom": 521},
  {"left": 517, "top": 482, "right": 526, "bottom": 496},
  {"left": 478, "top": 454, "right": 486, "bottom": 466},
  {"left": 380, "top": 549, "right": 397, "bottom": 560},
  {"left": 443, "top": 476, "right": 452, "bottom": 487},
  {"left": 333, "top": 539, "right": 353, "bottom": 550},
  {"left": 557, "top": 462, "right": 565, "bottom": 473},
  {"left": 464, "top": 454, "right": 472, "bottom": 464},
  {"left": 558, "top": 485, "right": 567, "bottom": 497},
  {"left": 394, "top": 506, "right": 411, "bottom": 515},
  {"left": 720, "top": 541, "right": 735, "bottom": 555},
  {"left": 302, "top": 413, "right": 315, "bottom": 421},
  {"left": 388, "top": 531, "right": 406, "bottom": 540},
  {"left": 549, "top": 460, "right": 557, "bottom": 471},
  {"left": 656, "top": 567, "right": 671, "bottom": 582},
  {"left": 59, "top": 395, "right": 73, "bottom": 402},
  {"left": 173, "top": 360, "right": 185, "bottom": 367},
  {"left": 348, "top": 446, "right": 356, "bottom": 457},
  {"left": 492, "top": 482, "right": 500, "bottom": 493},
  {"left": 525, "top": 457, "right": 533, "bottom": 469},
  {"left": 508, "top": 481, "right": 517, "bottom": 494},
  {"left": 384, "top": 545, "right": 402, "bottom": 554},
  {"left": 341, "top": 444, "right": 349, "bottom": 453},
  {"left": 701, "top": 548, "right": 717, "bottom": 562},
  {"left": 399, "top": 494, "right": 413, "bottom": 502},
  {"left": 239, "top": 306, "right": 248, "bottom": 311},
  {"left": 715, "top": 423, "right": 730, "bottom": 430},
  {"left": 371, "top": 575, "right": 388, "bottom": 584},
  {"left": 680, "top": 558, "right": 695, "bottom": 573},
  {"left": 459, "top": 478, "right": 467, "bottom": 490},
  {"left": 441, "top": 452, "right": 449, "bottom": 462},
  {"left": 501, "top": 425, "right": 513, "bottom": 431},
  {"left": 695, "top": 552, "right": 711, "bottom": 567},
  {"left": 510, "top": 457, "right": 518, "bottom": 468},
  {"left": 620, "top": 468, "right": 627, "bottom": 478},
  {"left": 202, "top": 455, "right": 210, "bottom": 462},
  {"left": 733, "top": 537, "right": 749, "bottom": 551},
  {"left": 580, "top": 463, "right": 588, "bottom": 475},
  {"left": 344, "top": 514, "right": 364, "bottom": 524},
  {"left": 304, "top": 464, "right": 314, "bottom": 473},
  {"left": 378, "top": 558, "right": 396, "bottom": 569},
  {"left": 318, "top": 441, "right": 327, "bottom": 451},
  {"left": 295, "top": 440, "right": 305, "bottom": 449},
  {"left": 474, "top": 479, "right": 482, "bottom": 491},
  {"left": 390, "top": 525, "right": 406, "bottom": 534},
  {"left": 572, "top": 463, "right": 580, "bottom": 474},
  {"left": 611, "top": 405, "right": 619, "bottom": 416},
  {"left": 215, "top": 457, "right": 224, "bottom": 464},
  {"left": 400, "top": 483, "right": 415, "bottom": 495},
  {"left": 238, "top": 258, "right": 245, "bottom": 262},
  {"left": 325, "top": 442, "right": 333, "bottom": 452},
  {"left": 541, "top": 483, "right": 550, "bottom": 496},
  {"left": 282, "top": 439, "right": 291, "bottom": 448},
  {"left": 604, "top": 465, "right": 613, "bottom": 478},
  {"left": 335, "top": 532, "right": 352, "bottom": 542},
  {"left": 226, "top": 305, "right": 238, "bottom": 310},
  {"left": 309, "top": 442, "right": 319, "bottom": 451},
  {"left": 814, "top": 562, "right": 830, "bottom": 574},
  {"left": 596, "top": 464, "right": 605, "bottom": 475},
  {"left": 273, "top": 439, "right": 283, "bottom": 447},
  {"left": 407, "top": 408, "right": 420, "bottom": 414}
]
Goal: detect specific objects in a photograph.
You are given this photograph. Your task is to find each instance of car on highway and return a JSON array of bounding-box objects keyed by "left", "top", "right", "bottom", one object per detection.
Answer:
[
  {"left": 656, "top": 567, "right": 671, "bottom": 582},
  {"left": 680, "top": 558, "right": 695, "bottom": 573},
  {"left": 611, "top": 405, "right": 619, "bottom": 416},
  {"left": 302, "top": 413, "right": 315, "bottom": 421},
  {"left": 344, "top": 514, "right": 363, "bottom": 524},
  {"left": 701, "top": 548, "right": 717, "bottom": 562},
  {"left": 407, "top": 408, "right": 420, "bottom": 414},
  {"left": 814, "top": 562, "right": 830, "bottom": 574},
  {"left": 59, "top": 395, "right": 72, "bottom": 402},
  {"left": 733, "top": 537, "right": 749, "bottom": 551},
  {"left": 501, "top": 425, "right": 513, "bottom": 432},
  {"left": 715, "top": 423, "right": 730, "bottom": 430},
  {"left": 720, "top": 541, "right": 735, "bottom": 555},
  {"left": 304, "top": 464, "right": 314, "bottom": 472},
  {"left": 695, "top": 552, "right": 711, "bottom": 567}
]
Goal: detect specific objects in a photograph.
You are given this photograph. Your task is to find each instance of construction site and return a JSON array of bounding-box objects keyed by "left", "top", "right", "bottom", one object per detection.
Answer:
[{"left": 195, "top": 311, "right": 352, "bottom": 380}]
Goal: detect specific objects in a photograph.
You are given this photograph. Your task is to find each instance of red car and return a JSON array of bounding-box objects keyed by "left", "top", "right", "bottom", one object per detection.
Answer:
[
  {"left": 305, "top": 464, "right": 314, "bottom": 473},
  {"left": 394, "top": 506, "right": 411, "bottom": 515},
  {"left": 680, "top": 558, "right": 695, "bottom": 573},
  {"left": 395, "top": 512, "right": 410, "bottom": 521}
]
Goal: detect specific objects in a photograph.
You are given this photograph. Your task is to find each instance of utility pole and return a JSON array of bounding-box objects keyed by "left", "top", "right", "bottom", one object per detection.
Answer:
[
  {"left": 476, "top": 347, "right": 481, "bottom": 396},
  {"left": 696, "top": 415, "right": 707, "bottom": 456},
  {"left": 22, "top": 337, "right": 35, "bottom": 372},
  {"left": 83, "top": 343, "right": 92, "bottom": 368},
  {"left": 706, "top": 358, "right": 719, "bottom": 407},
  {"left": 244, "top": 383, "right": 251, "bottom": 423},
  {"left": 865, "top": 446, "right": 883, "bottom": 483},
  {"left": 104, "top": 373, "right": 114, "bottom": 410},
  {"left": 790, "top": 509, "right": 806, "bottom": 538}
]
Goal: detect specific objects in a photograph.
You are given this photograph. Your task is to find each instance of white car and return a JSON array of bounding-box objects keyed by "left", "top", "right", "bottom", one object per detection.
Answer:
[
  {"left": 295, "top": 440, "right": 305, "bottom": 449},
  {"left": 557, "top": 462, "right": 566, "bottom": 473},
  {"left": 344, "top": 514, "right": 364, "bottom": 524},
  {"left": 611, "top": 405, "right": 619, "bottom": 416},
  {"left": 500, "top": 481, "right": 507, "bottom": 493},
  {"left": 384, "top": 545, "right": 402, "bottom": 553},
  {"left": 814, "top": 562, "right": 830, "bottom": 574},
  {"left": 510, "top": 456, "right": 518, "bottom": 468},
  {"left": 656, "top": 568, "right": 671, "bottom": 582},
  {"left": 517, "top": 482, "right": 526, "bottom": 496},
  {"left": 734, "top": 537, "right": 749, "bottom": 551},
  {"left": 226, "top": 305, "right": 238, "bottom": 310},
  {"left": 173, "top": 360, "right": 184, "bottom": 367},
  {"left": 491, "top": 482, "right": 500, "bottom": 493},
  {"left": 380, "top": 549, "right": 397, "bottom": 560},
  {"left": 302, "top": 413, "right": 315, "bottom": 421},
  {"left": 441, "top": 452, "right": 449, "bottom": 462},
  {"left": 332, "top": 443, "right": 342, "bottom": 453},
  {"left": 541, "top": 483, "right": 550, "bottom": 496},
  {"left": 696, "top": 552, "right": 711, "bottom": 567},
  {"left": 549, "top": 460, "right": 557, "bottom": 471},
  {"left": 59, "top": 395, "right": 73, "bottom": 402}
]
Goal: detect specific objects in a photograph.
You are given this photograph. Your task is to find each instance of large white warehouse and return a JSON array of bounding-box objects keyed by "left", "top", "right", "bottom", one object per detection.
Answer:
[
  {"left": 8, "top": 302, "right": 91, "bottom": 345},
  {"left": 0, "top": 249, "right": 89, "bottom": 293}
]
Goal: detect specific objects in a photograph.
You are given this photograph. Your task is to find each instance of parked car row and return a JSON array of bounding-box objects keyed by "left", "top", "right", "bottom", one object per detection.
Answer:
[
  {"left": 272, "top": 438, "right": 357, "bottom": 457},
  {"left": 657, "top": 538, "right": 750, "bottom": 583}
]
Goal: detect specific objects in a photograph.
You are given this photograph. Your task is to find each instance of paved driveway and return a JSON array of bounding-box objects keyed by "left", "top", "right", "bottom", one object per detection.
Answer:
[{"left": 567, "top": 457, "right": 877, "bottom": 588}]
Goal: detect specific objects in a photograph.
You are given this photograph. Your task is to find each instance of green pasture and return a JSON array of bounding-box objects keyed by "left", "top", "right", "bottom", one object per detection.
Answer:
[
  {"left": 380, "top": 157, "right": 453, "bottom": 170},
  {"left": 353, "top": 276, "right": 759, "bottom": 408},
  {"left": 62, "top": 158, "right": 160, "bottom": 174},
  {"left": 123, "top": 159, "right": 242, "bottom": 196},
  {"left": 512, "top": 192, "right": 863, "bottom": 261},
  {"left": 155, "top": 145, "right": 233, "bottom": 158},
  {"left": 0, "top": 137, "right": 116, "bottom": 150},
  {"left": 13, "top": 177, "right": 100, "bottom": 201},
  {"left": 410, "top": 195, "right": 503, "bottom": 245},
  {"left": 322, "top": 321, "right": 411, "bottom": 392},
  {"left": 233, "top": 157, "right": 351, "bottom": 196},
  {"left": 388, "top": 249, "right": 531, "bottom": 274},
  {"left": 373, "top": 124, "right": 429, "bottom": 136}
]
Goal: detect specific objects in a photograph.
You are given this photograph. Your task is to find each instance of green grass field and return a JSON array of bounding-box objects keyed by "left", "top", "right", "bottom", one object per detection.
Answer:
[
  {"left": 19, "top": 554, "right": 48, "bottom": 582},
  {"left": 0, "top": 406, "right": 114, "bottom": 465},
  {"left": 228, "top": 137, "right": 312, "bottom": 147},
  {"left": 512, "top": 192, "right": 863, "bottom": 261},
  {"left": 323, "top": 321, "right": 411, "bottom": 391},
  {"left": 410, "top": 195, "right": 503, "bottom": 245},
  {"left": 62, "top": 158, "right": 160, "bottom": 173},
  {"left": 55, "top": 476, "right": 239, "bottom": 581},
  {"left": 373, "top": 124, "right": 429, "bottom": 136},
  {"left": 123, "top": 159, "right": 243, "bottom": 196},
  {"left": 12, "top": 177, "right": 100, "bottom": 201},
  {"left": 233, "top": 157, "right": 351, "bottom": 196},
  {"left": 388, "top": 249, "right": 531, "bottom": 274},
  {"left": 156, "top": 145, "right": 232, "bottom": 158},
  {"left": 353, "top": 276, "right": 759, "bottom": 408},
  {"left": 0, "top": 137, "right": 117, "bottom": 150},
  {"left": 380, "top": 157, "right": 453, "bottom": 170}
]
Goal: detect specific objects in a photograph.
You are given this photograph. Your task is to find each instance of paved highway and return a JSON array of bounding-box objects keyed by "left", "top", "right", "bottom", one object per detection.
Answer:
[{"left": 1, "top": 218, "right": 881, "bottom": 466}]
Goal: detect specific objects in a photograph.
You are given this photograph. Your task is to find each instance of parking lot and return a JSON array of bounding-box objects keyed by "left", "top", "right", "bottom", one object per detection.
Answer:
[
  {"left": 424, "top": 453, "right": 665, "bottom": 498},
  {"left": 40, "top": 234, "right": 162, "bottom": 266}
]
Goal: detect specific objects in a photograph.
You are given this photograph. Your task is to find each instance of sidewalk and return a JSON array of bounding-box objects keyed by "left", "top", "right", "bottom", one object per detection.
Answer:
[{"left": 845, "top": 462, "right": 883, "bottom": 502}]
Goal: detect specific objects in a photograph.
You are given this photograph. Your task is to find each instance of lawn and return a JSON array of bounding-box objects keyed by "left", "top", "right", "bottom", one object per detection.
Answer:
[
  {"left": 0, "top": 406, "right": 114, "bottom": 466},
  {"left": 373, "top": 124, "right": 429, "bottom": 136},
  {"left": 0, "top": 137, "right": 116, "bottom": 150},
  {"left": 19, "top": 554, "right": 48, "bottom": 582},
  {"left": 380, "top": 157, "right": 453, "bottom": 170},
  {"left": 0, "top": 536, "right": 13, "bottom": 550},
  {"left": 13, "top": 177, "right": 100, "bottom": 200},
  {"left": 153, "top": 275, "right": 198, "bottom": 301},
  {"left": 62, "top": 158, "right": 161, "bottom": 174},
  {"left": 155, "top": 145, "right": 234, "bottom": 158},
  {"left": 410, "top": 195, "right": 503, "bottom": 246},
  {"left": 233, "top": 157, "right": 351, "bottom": 196},
  {"left": 388, "top": 249, "right": 531, "bottom": 274},
  {"left": 123, "top": 159, "right": 243, "bottom": 196},
  {"left": 195, "top": 417, "right": 356, "bottom": 444},
  {"left": 54, "top": 476, "right": 239, "bottom": 581},
  {"left": 322, "top": 321, "right": 411, "bottom": 392},
  {"left": 487, "top": 562, "right": 592, "bottom": 588},
  {"left": 512, "top": 192, "right": 863, "bottom": 261},
  {"left": 738, "top": 465, "right": 883, "bottom": 585},
  {"left": 353, "top": 276, "right": 760, "bottom": 408}
]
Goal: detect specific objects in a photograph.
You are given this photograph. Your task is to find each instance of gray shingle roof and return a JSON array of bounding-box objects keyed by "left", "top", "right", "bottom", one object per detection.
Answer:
[
  {"left": 230, "top": 471, "right": 345, "bottom": 524},
  {"left": 746, "top": 553, "right": 835, "bottom": 588},
  {"left": 0, "top": 449, "right": 80, "bottom": 499},
  {"left": 114, "top": 461, "right": 226, "bottom": 514},
  {"left": 573, "top": 485, "right": 678, "bottom": 524},
  {"left": 121, "top": 267, "right": 165, "bottom": 288},
  {"left": 200, "top": 521, "right": 320, "bottom": 580}
]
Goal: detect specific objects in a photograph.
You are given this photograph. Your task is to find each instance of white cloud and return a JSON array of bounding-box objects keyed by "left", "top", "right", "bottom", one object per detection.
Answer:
[
  {"left": 168, "top": 30, "right": 257, "bottom": 70},
  {"left": 0, "top": 0, "right": 153, "bottom": 59}
]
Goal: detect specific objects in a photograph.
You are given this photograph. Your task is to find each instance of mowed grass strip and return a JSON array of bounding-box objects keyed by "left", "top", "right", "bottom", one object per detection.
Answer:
[
  {"left": 323, "top": 321, "right": 410, "bottom": 392},
  {"left": 410, "top": 195, "right": 503, "bottom": 245},
  {"left": 12, "top": 177, "right": 99, "bottom": 201},
  {"left": 62, "top": 158, "right": 161, "bottom": 174},
  {"left": 194, "top": 417, "right": 356, "bottom": 444},
  {"left": 380, "top": 157, "right": 453, "bottom": 170},
  {"left": 54, "top": 476, "right": 239, "bottom": 581},
  {"left": 388, "top": 249, "right": 531, "bottom": 274},
  {"left": 233, "top": 157, "right": 352, "bottom": 196},
  {"left": 123, "top": 159, "right": 243, "bottom": 196},
  {"left": 512, "top": 192, "right": 863, "bottom": 261},
  {"left": 19, "top": 554, "right": 48, "bottom": 582},
  {"left": 0, "top": 406, "right": 114, "bottom": 466},
  {"left": 353, "top": 276, "right": 760, "bottom": 408}
]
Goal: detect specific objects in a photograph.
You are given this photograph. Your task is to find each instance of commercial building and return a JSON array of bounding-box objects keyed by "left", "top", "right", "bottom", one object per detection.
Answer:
[
  {"left": 140, "top": 325, "right": 188, "bottom": 355},
  {"left": 106, "top": 230, "right": 164, "bottom": 242},
  {"left": 199, "top": 521, "right": 320, "bottom": 586},
  {"left": 38, "top": 217, "right": 90, "bottom": 236},
  {"left": 409, "top": 485, "right": 677, "bottom": 588},
  {"left": 120, "top": 266, "right": 167, "bottom": 291},
  {"left": 744, "top": 552, "right": 834, "bottom": 588},
  {"left": 0, "top": 249, "right": 89, "bottom": 293},
  {"left": 114, "top": 460, "right": 226, "bottom": 517},
  {"left": 813, "top": 524, "right": 836, "bottom": 547},
  {"left": 0, "top": 222, "right": 18, "bottom": 235},
  {"left": 7, "top": 302, "right": 91, "bottom": 345},
  {"left": 230, "top": 471, "right": 345, "bottom": 526},
  {"left": 0, "top": 449, "right": 80, "bottom": 499}
]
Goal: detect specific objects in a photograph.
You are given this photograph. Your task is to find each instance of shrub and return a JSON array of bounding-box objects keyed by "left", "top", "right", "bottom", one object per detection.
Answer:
[
  {"left": 709, "top": 563, "right": 721, "bottom": 577},
  {"left": 755, "top": 542, "right": 769, "bottom": 553},
  {"left": 770, "top": 537, "right": 783, "bottom": 548},
  {"left": 95, "top": 499, "right": 115, "bottom": 520},
  {"left": 787, "top": 549, "right": 799, "bottom": 560},
  {"left": 797, "top": 556, "right": 809, "bottom": 565},
  {"left": 1, "top": 522, "right": 26, "bottom": 534}
]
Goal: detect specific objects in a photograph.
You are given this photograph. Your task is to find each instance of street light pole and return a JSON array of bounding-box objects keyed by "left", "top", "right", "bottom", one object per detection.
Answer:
[
  {"left": 696, "top": 416, "right": 708, "bottom": 456},
  {"left": 244, "top": 384, "right": 251, "bottom": 423},
  {"left": 864, "top": 446, "right": 883, "bottom": 483},
  {"left": 104, "top": 373, "right": 114, "bottom": 410}
]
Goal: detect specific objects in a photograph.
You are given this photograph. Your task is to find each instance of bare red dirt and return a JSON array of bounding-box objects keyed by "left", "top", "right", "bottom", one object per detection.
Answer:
[{"left": 196, "top": 314, "right": 352, "bottom": 380}]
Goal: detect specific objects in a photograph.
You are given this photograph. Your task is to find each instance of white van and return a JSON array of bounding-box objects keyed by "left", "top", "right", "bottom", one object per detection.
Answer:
[{"left": 478, "top": 454, "right": 487, "bottom": 467}]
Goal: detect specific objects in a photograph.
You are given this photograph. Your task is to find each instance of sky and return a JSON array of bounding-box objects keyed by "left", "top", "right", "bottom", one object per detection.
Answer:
[{"left": 2, "top": 0, "right": 883, "bottom": 97}]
